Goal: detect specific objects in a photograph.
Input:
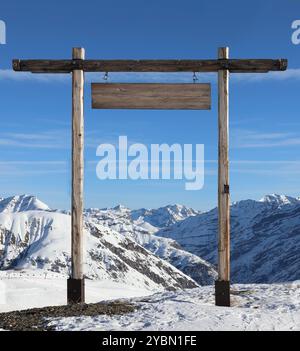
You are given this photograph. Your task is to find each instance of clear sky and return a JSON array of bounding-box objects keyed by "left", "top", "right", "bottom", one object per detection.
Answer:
[{"left": 0, "top": 0, "right": 300, "bottom": 211}]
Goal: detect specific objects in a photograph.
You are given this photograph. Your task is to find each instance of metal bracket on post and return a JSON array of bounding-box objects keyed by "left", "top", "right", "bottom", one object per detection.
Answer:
[
  {"left": 219, "top": 58, "right": 230, "bottom": 70},
  {"left": 224, "top": 184, "right": 230, "bottom": 194},
  {"left": 215, "top": 280, "right": 230, "bottom": 307},
  {"left": 72, "top": 59, "right": 84, "bottom": 70},
  {"left": 67, "top": 278, "right": 85, "bottom": 304}
]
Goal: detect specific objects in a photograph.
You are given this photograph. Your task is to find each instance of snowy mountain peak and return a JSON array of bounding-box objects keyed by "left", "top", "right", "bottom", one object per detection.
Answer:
[
  {"left": 131, "top": 204, "right": 199, "bottom": 228},
  {"left": 112, "top": 204, "right": 130, "bottom": 212},
  {"left": 259, "top": 194, "right": 299, "bottom": 206},
  {"left": 166, "top": 204, "right": 199, "bottom": 216},
  {"left": 0, "top": 195, "right": 51, "bottom": 213}
]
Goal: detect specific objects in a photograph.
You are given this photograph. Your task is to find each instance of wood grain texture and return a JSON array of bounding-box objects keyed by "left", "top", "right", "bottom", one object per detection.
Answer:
[
  {"left": 71, "top": 48, "right": 85, "bottom": 280},
  {"left": 91, "top": 83, "right": 211, "bottom": 110},
  {"left": 12, "top": 58, "right": 288, "bottom": 73},
  {"left": 218, "top": 47, "right": 230, "bottom": 282}
]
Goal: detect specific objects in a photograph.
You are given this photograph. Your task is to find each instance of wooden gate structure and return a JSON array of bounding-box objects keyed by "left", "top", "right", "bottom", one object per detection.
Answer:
[{"left": 12, "top": 48, "right": 287, "bottom": 307}]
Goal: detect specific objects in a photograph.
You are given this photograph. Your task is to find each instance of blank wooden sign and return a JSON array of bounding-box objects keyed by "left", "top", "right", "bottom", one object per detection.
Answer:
[{"left": 91, "top": 83, "right": 211, "bottom": 110}]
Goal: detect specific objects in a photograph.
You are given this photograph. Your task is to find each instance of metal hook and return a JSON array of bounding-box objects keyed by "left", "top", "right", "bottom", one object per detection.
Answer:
[
  {"left": 193, "top": 72, "right": 198, "bottom": 83},
  {"left": 103, "top": 72, "right": 109, "bottom": 82}
]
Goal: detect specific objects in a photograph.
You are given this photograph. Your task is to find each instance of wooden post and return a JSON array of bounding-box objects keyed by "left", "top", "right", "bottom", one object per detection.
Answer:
[
  {"left": 215, "top": 47, "right": 230, "bottom": 307},
  {"left": 68, "top": 47, "right": 85, "bottom": 304}
]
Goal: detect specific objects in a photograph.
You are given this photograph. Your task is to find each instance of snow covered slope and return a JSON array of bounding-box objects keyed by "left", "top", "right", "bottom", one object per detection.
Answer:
[
  {"left": 0, "top": 206, "right": 197, "bottom": 291},
  {"left": 0, "top": 195, "right": 50, "bottom": 213},
  {"left": 85, "top": 205, "right": 216, "bottom": 285},
  {"left": 46, "top": 282, "right": 300, "bottom": 331},
  {"left": 0, "top": 271, "right": 156, "bottom": 312},
  {"left": 157, "top": 194, "right": 300, "bottom": 284}
]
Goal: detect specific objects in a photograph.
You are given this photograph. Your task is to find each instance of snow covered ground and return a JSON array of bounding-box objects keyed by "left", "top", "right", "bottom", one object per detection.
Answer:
[
  {"left": 1, "top": 271, "right": 300, "bottom": 331},
  {"left": 1, "top": 194, "right": 300, "bottom": 331},
  {"left": 46, "top": 283, "right": 300, "bottom": 331},
  {"left": 0, "top": 271, "right": 153, "bottom": 313}
]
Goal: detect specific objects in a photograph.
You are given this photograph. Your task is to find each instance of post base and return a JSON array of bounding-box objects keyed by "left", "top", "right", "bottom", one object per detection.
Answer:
[
  {"left": 215, "top": 280, "right": 230, "bottom": 307},
  {"left": 67, "top": 278, "right": 85, "bottom": 304}
]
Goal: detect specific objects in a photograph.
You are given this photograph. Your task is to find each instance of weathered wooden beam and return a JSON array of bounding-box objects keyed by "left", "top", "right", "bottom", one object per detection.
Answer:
[
  {"left": 68, "top": 47, "right": 85, "bottom": 305},
  {"left": 216, "top": 47, "right": 230, "bottom": 307},
  {"left": 12, "top": 58, "right": 288, "bottom": 73},
  {"left": 91, "top": 83, "right": 211, "bottom": 110}
]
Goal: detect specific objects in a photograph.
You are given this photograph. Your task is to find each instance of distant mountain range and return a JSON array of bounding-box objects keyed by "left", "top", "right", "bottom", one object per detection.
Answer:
[
  {"left": 157, "top": 194, "right": 300, "bottom": 283},
  {"left": 1, "top": 193, "right": 299, "bottom": 288},
  {"left": 84, "top": 204, "right": 216, "bottom": 285},
  {"left": 0, "top": 195, "right": 214, "bottom": 292}
]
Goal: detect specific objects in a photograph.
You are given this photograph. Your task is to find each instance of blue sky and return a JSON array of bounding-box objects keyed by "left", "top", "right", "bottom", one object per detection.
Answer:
[{"left": 0, "top": 0, "right": 300, "bottom": 211}]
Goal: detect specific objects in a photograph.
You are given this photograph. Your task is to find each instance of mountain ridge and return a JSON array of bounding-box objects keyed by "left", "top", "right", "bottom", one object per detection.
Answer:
[
  {"left": 157, "top": 193, "right": 300, "bottom": 283},
  {"left": 1, "top": 193, "right": 299, "bottom": 285},
  {"left": 0, "top": 208, "right": 199, "bottom": 291}
]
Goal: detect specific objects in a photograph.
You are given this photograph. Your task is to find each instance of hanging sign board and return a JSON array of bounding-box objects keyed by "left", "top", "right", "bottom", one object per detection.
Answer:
[{"left": 91, "top": 83, "right": 211, "bottom": 110}]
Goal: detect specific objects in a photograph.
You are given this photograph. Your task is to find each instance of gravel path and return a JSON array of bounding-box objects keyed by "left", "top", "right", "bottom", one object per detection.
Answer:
[{"left": 0, "top": 301, "right": 135, "bottom": 331}]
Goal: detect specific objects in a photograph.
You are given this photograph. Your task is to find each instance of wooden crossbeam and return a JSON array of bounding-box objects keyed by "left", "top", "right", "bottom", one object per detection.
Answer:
[{"left": 12, "top": 58, "right": 287, "bottom": 73}]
